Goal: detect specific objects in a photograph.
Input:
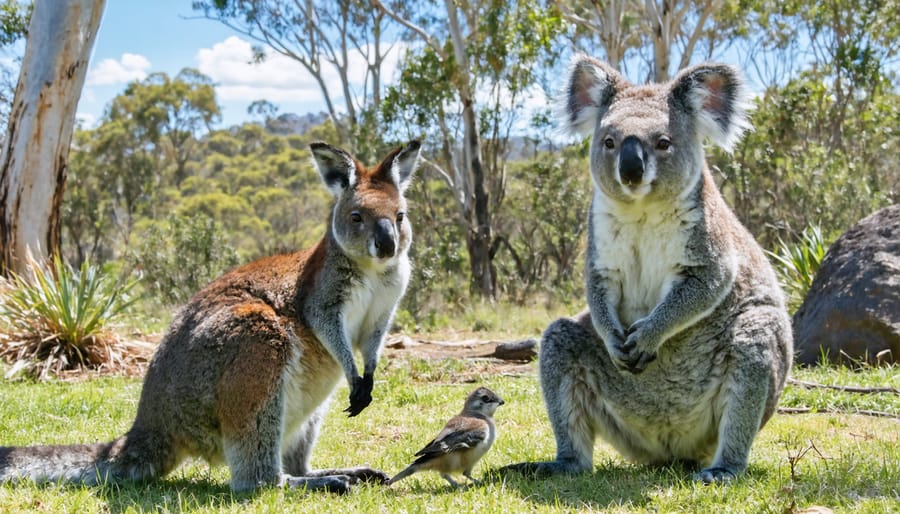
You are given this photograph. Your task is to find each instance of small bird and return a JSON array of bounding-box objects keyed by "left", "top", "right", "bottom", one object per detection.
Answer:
[{"left": 387, "top": 387, "right": 505, "bottom": 488}]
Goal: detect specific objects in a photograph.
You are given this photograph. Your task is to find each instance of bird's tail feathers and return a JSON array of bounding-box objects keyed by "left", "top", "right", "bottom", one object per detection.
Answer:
[{"left": 386, "top": 463, "right": 419, "bottom": 485}]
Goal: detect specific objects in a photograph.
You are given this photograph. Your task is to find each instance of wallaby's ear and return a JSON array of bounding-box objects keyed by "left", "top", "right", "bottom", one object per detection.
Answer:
[
  {"left": 387, "top": 140, "right": 421, "bottom": 193},
  {"left": 311, "top": 142, "right": 357, "bottom": 196},
  {"left": 557, "top": 55, "right": 624, "bottom": 137},
  {"left": 669, "top": 63, "right": 752, "bottom": 152}
]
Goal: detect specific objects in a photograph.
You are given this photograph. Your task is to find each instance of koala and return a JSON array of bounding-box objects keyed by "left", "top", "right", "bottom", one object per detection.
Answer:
[
  {"left": 507, "top": 55, "right": 793, "bottom": 483},
  {"left": 0, "top": 141, "right": 421, "bottom": 493}
]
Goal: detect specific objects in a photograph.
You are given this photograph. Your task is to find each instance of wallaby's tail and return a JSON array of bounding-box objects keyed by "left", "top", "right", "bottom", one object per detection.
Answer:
[{"left": 0, "top": 430, "right": 175, "bottom": 486}]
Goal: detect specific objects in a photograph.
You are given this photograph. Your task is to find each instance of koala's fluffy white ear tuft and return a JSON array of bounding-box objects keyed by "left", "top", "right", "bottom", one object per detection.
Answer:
[
  {"left": 389, "top": 140, "right": 421, "bottom": 193},
  {"left": 311, "top": 142, "right": 358, "bottom": 196},
  {"left": 669, "top": 64, "right": 753, "bottom": 152},
  {"left": 556, "top": 55, "right": 623, "bottom": 137}
]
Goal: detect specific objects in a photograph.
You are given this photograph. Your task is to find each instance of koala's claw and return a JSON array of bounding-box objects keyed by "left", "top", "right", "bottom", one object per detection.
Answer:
[{"left": 344, "top": 374, "right": 374, "bottom": 417}]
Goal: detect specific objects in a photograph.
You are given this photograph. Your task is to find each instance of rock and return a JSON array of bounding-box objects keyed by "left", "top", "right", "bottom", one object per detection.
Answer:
[
  {"left": 490, "top": 338, "right": 538, "bottom": 362},
  {"left": 792, "top": 205, "right": 900, "bottom": 366}
]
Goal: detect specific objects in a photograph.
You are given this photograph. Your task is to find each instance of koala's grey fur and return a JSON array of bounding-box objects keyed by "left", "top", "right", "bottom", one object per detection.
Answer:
[
  {"left": 0, "top": 141, "right": 421, "bottom": 494},
  {"left": 509, "top": 55, "right": 792, "bottom": 483}
]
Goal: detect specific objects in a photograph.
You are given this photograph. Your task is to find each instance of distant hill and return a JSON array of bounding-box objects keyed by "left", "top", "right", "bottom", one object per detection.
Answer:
[{"left": 265, "top": 112, "right": 329, "bottom": 136}]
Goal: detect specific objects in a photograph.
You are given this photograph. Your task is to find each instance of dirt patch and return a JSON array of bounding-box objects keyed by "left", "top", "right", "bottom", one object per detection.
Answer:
[{"left": 383, "top": 335, "right": 537, "bottom": 377}]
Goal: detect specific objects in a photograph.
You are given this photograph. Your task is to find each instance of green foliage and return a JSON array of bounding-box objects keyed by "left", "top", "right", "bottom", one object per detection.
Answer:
[
  {"left": 130, "top": 214, "right": 239, "bottom": 307},
  {"left": 766, "top": 224, "right": 828, "bottom": 313},
  {"left": 0, "top": 0, "right": 29, "bottom": 46},
  {"left": 715, "top": 69, "right": 898, "bottom": 248},
  {"left": 0, "top": 255, "right": 138, "bottom": 380}
]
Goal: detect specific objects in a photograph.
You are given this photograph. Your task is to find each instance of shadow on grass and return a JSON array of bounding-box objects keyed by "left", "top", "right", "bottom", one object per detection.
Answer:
[
  {"left": 487, "top": 460, "right": 767, "bottom": 510},
  {"left": 93, "top": 477, "right": 237, "bottom": 513}
]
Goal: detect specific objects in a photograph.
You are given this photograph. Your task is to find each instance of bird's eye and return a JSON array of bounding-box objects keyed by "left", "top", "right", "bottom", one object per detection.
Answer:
[
  {"left": 604, "top": 137, "right": 615, "bottom": 149},
  {"left": 481, "top": 395, "right": 490, "bottom": 402},
  {"left": 396, "top": 212, "right": 405, "bottom": 224},
  {"left": 656, "top": 137, "right": 671, "bottom": 151},
  {"left": 350, "top": 212, "right": 363, "bottom": 223}
]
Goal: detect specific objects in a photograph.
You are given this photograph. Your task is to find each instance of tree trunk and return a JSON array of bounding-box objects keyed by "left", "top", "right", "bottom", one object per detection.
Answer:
[
  {"left": 0, "top": 0, "right": 105, "bottom": 276},
  {"left": 446, "top": 0, "right": 495, "bottom": 299}
]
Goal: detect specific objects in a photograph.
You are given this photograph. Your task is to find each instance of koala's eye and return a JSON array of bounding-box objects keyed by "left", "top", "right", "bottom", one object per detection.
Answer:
[
  {"left": 603, "top": 137, "right": 615, "bottom": 149},
  {"left": 350, "top": 212, "right": 363, "bottom": 223},
  {"left": 396, "top": 212, "right": 405, "bottom": 224},
  {"left": 656, "top": 137, "right": 672, "bottom": 151}
]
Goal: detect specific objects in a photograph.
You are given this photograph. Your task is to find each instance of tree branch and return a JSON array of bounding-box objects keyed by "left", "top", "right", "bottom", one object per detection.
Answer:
[
  {"left": 787, "top": 378, "right": 900, "bottom": 395},
  {"left": 778, "top": 407, "right": 899, "bottom": 419}
]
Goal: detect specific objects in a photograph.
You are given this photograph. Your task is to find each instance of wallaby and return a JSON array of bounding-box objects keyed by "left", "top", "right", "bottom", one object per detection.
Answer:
[
  {"left": 506, "top": 56, "right": 792, "bottom": 483},
  {"left": 0, "top": 140, "right": 422, "bottom": 493}
]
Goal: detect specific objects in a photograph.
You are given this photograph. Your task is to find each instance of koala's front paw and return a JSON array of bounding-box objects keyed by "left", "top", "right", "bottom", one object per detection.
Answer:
[
  {"left": 617, "top": 319, "right": 658, "bottom": 374},
  {"left": 344, "top": 373, "right": 374, "bottom": 417}
]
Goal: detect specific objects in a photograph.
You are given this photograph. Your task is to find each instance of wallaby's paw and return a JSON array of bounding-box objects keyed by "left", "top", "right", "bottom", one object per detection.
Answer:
[
  {"left": 342, "top": 466, "right": 390, "bottom": 484},
  {"left": 284, "top": 475, "right": 352, "bottom": 494},
  {"left": 696, "top": 466, "right": 737, "bottom": 484},
  {"left": 344, "top": 374, "right": 374, "bottom": 417}
]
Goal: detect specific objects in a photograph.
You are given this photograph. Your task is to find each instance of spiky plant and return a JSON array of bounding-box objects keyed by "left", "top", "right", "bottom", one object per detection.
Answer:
[
  {"left": 0, "top": 254, "right": 140, "bottom": 380},
  {"left": 766, "top": 224, "right": 828, "bottom": 314}
]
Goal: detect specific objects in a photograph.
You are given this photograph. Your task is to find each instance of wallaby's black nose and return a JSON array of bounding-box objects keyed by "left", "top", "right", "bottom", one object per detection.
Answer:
[
  {"left": 373, "top": 218, "right": 396, "bottom": 258},
  {"left": 619, "top": 136, "right": 644, "bottom": 186}
]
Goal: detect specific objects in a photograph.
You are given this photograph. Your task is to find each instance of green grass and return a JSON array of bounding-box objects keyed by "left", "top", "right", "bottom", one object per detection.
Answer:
[{"left": 0, "top": 357, "right": 897, "bottom": 513}]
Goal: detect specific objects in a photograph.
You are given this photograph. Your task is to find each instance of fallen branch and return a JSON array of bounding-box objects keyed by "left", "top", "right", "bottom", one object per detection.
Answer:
[
  {"left": 778, "top": 406, "right": 899, "bottom": 419},
  {"left": 787, "top": 378, "right": 900, "bottom": 395}
]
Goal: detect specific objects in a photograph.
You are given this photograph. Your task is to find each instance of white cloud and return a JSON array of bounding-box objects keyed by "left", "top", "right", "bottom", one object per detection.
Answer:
[
  {"left": 86, "top": 53, "right": 151, "bottom": 86},
  {"left": 195, "top": 36, "right": 408, "bottom": 108}
]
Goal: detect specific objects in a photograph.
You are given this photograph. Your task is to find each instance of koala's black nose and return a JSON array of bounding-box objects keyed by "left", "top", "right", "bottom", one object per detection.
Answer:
[
  {"left": 619, "top": 136, "right": 644, "bottom": 186},
  {"left": 373, "top": 218, "right": 396, "bottom": 258}
]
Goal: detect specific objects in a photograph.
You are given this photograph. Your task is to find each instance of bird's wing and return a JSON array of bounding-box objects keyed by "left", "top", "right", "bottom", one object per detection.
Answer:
[{"left": 413, "top": 415, "right": 488, "bottom": 461}]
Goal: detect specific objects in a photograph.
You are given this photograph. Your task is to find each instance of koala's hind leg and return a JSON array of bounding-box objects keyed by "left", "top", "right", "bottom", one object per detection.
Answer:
[
  {"left": 528, "top": 311, "right": 652, "bottom": 475},
  {"left": 698, "top": 308, "right": 789, "bottom": 484}
]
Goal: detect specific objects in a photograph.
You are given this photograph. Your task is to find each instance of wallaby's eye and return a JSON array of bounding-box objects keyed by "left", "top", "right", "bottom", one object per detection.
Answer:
[
  {"left": 656, "top": 137, "right": 672, "bottom": 151},
  {"left": 350, "top": 212, "right": 363, "bottom": 223},
  {"left": 604, "top": 137, "right": 615, "bottom": 149},
  {"left": 396, "top": 212, "right": 405, "bottom": 224}
]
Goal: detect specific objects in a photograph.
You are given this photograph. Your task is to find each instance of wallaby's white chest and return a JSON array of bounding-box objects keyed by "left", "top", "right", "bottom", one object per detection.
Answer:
[
  {"left": 341, "top": 258, "right": 409, "bottom": 348},
  {"left": 591, "top": 193, "right": 700, "bottom": 326}
]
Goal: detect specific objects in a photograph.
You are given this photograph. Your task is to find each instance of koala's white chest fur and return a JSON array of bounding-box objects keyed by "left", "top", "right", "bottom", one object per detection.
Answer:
[{"left": 591, "top": 191, "right": 700, "bottom": 326}]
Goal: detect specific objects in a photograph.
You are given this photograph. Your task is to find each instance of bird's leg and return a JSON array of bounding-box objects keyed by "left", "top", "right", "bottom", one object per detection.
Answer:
[{"left": 441, "top": 473, "right": 462, "bottom": 488}]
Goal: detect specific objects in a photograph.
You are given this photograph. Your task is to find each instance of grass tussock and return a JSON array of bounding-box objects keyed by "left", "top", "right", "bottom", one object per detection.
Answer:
[{"left": 0, "top": 254, "right": 140, "bottom": 380}]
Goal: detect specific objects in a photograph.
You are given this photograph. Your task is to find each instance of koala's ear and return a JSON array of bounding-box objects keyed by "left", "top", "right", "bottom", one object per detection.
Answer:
[
  {"left": 376, "top": 140, "right": 421, "bottom": 193},
  {"left": 669, "top": 63, "right": 752, "bottom": 152},
  {"left": 557, "top": 55, "right": 624, "bottom": 137},
  {"left": 311, "top": 142, "right": 357, "bottom": 196}
]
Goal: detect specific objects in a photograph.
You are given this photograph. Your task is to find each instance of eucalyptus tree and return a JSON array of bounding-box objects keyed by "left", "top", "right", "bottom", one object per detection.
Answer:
[
  {"left": 377, "top": 0, "right": 564, "bottom": 299},
  {"left": 192, "top": 0, "right": 402, "bottom": 154},
  {"left": 0, "top": 0, "right": 105, "bottom": 276}
]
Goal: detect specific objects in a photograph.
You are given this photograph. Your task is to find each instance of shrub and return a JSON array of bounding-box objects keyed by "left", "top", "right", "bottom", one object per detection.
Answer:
[
  {"left": 0, "top": 254, "right": 139, "bottom": 380},
  {"left": 130, "top": 213, "right": 239, "bottom": 307},
  {"left": 766, "top": 224, "right": 828, "bottom": 313}
]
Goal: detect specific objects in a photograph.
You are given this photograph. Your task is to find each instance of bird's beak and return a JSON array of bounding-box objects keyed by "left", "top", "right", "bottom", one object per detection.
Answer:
[{"left": 498, "top": 399, "right": 506, "bottom": 406}]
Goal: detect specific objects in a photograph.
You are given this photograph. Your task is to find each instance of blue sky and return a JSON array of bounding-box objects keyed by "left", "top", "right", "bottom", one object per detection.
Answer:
[{"left": 77, "top": 0, "right": 345, "bottom": 128}]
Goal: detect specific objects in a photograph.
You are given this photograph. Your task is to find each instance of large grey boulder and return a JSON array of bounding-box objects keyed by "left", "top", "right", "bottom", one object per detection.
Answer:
[{"left": 793, "top": 205, "right": 900, "bottom": 366}]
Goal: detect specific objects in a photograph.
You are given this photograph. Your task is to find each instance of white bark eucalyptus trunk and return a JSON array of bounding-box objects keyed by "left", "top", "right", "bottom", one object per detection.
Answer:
[{"left": 0, "top": 0, "right": 106, "bottom": 276}]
